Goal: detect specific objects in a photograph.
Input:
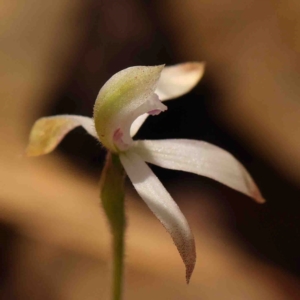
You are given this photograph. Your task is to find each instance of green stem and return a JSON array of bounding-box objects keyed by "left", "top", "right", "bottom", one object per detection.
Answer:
[
  {"left": 112, "top": 231, "right": 124, "bottom": 300},
  {"left": 100, "top": 153, "right": 126, "bottom": 300}
]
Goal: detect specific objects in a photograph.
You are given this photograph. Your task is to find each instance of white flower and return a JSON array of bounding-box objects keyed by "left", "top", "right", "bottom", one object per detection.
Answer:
[{"left": 26, "top": 63, "right": 264, "bottom": 282}]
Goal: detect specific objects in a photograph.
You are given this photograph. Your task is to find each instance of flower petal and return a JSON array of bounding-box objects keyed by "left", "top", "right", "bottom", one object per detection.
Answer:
[
  {"left": 130, "top": 113, "right": 148, "bottom": 137},
  {"left": 156, "top": 62, "right": 205, "bottom": 101},
  {"left": 119, "top": 151, "right": 196, "bottom": 283},
  {"left": 26, "top": 115, "right": 97, "bottom": 156},
  {"left": 130, "top": 62, "right": 205, "bottom": 137},
  {"left": 93, "top": 65, "right": 167, "bottom": 152},
  {"left": 133, "top": 139, "right": 265, "bottom": 203}
]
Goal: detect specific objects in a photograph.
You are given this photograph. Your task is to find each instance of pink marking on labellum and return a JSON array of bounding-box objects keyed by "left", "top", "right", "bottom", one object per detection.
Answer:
[
  {"left": 113, "top": 128, "right": 123, "bottom": 142},
  {"left": 113, "top": 128, "right": 129, "bottom": 150},
  {"left": 148, "top": 109, "right": 162, "bottom": 116}
]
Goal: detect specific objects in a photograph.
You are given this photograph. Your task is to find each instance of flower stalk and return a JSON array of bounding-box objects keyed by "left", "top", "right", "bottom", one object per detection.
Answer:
[{"left": 100, "top": 153, "right": 126, "bottom": 300}]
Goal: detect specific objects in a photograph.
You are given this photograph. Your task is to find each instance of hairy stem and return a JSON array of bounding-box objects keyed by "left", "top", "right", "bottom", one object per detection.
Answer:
[{"left": 100, "top": 153, "right": 126, "bottom": 300}]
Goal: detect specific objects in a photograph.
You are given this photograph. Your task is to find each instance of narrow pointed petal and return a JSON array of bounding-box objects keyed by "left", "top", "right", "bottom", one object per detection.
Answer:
[
  {"left": 133, "top": 140, "right": 265, "bottom": 203},
  {"left": 93, "top": 65, "right": 167, "bottom": 152},
  {"left": 156, "top": 62, "right": 205, "bottom": 101},
  {"left": 26, "top": 115, "right": 97, "bottom": 156},
  {"left": 130, "top": 63, "right": 205, "bottom": 137},
  {"left": 119, "top": 151, "right": 196, "bottom": 282}
]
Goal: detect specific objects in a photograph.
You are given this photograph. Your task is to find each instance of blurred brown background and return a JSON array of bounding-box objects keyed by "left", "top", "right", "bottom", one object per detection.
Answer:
[{"left": 0, "top": 0, "right": 300, "bottom": 299}]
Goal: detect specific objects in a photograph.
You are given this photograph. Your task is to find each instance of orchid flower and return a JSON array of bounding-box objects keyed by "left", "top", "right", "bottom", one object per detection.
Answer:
[{"left": 26, "top": 63, "right": 264, "bottom": 290}]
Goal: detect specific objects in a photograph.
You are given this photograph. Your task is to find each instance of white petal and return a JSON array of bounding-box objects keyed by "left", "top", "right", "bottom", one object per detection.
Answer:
[
  {"left": 93, "top": 65, "right": 167, "bottom": 152},
  {"left": 130, "top": 62, "right": 205, "bottom": 137},
  {"left": 133, "top": 139, "right": 265, "bottom": 203},
  {"left": 130, "top": 113, "right": 148, "bottom": 137},
  {"left": 156, "top": 62, "right": 205, "bottom": 101},
  {"left": 120, "top": 151, "right": 196, "bottom": 282},
  {"left": 26, "top": 115, "right": 97, "bottom": 156}
]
